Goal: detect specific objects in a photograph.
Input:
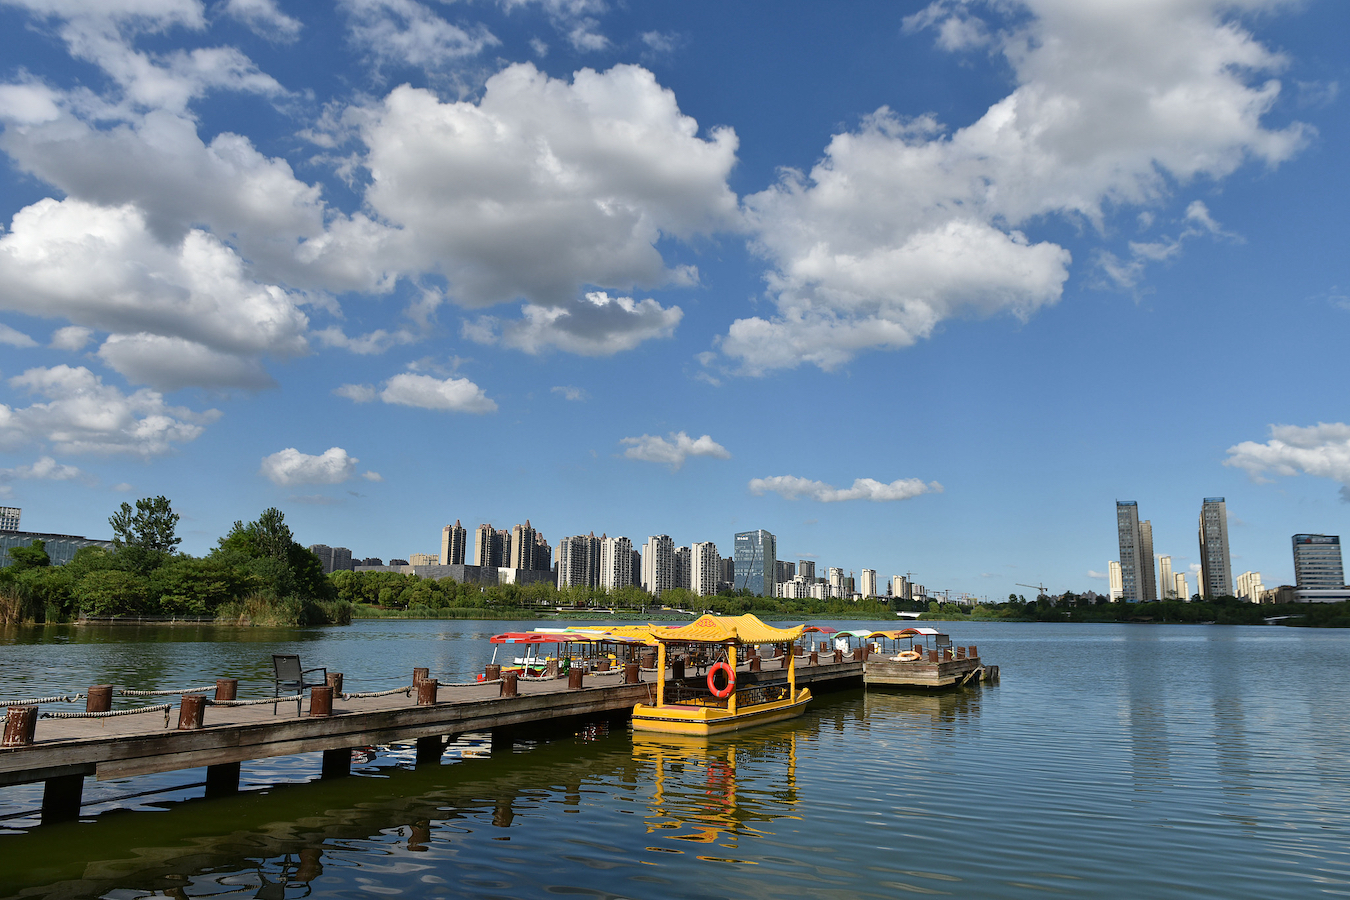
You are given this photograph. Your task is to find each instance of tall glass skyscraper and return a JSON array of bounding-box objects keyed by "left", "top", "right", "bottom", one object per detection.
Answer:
[{"left": 733, "top": 529, "right": 776, "bottom": 597}]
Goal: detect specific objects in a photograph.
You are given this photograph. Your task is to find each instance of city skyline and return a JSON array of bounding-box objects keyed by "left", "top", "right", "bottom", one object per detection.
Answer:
[{"left": 0, "top": 3, "right": 1346, "bottom": 599}]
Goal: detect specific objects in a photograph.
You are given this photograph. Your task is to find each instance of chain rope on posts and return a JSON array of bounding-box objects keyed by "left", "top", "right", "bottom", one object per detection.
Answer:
[{"left": 118, "top": 686, "right": 218, "bottom": 697}]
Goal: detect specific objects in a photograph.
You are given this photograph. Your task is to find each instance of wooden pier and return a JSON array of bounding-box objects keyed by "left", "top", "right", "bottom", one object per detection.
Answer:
[
  {"left": 0, "top": 656, "right": 863, "bottom": 825},
  {"left": 863, "top": 645, "right": 998, "bottom": 689}
]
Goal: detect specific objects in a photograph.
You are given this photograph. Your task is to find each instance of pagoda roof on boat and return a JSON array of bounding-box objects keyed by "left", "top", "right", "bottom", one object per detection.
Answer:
[
  {"left": 802, "top": 625, "right": 839, "bottom": 634},
  {"left": 651, "top": 614, "right": 804, "bottom": 645}
]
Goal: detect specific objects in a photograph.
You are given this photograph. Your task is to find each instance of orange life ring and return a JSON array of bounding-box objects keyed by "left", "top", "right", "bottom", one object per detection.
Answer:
[
  {"left": 707, "top": 661, "right": 735, "bottom": 698},
  {"left": 897, "top": 651, "right": 922, "bottom": 662}
]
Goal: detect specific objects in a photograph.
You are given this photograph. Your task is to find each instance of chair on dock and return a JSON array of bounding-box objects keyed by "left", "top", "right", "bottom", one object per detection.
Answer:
[{"left": 272, "top": 655, "right": 327, "bottom": 715}]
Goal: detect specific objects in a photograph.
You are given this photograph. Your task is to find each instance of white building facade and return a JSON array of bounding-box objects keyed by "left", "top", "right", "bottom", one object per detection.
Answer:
[
  {"left": 642, "top": 535, "right": 676, "bottom": 598},
  {"left": 860, "top": 569, "right": 877, "bottom": 598},
  {"left": 599, "top": 536, "right": 633, "bottom": 590},
  {"left": 690, "top": 541, "right": 719, "bottom": 597}
]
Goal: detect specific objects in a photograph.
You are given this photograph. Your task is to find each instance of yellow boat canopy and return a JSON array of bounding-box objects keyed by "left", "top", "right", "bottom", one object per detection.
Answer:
[{"left": 651, "top": 614, "right": 804, "bottom": 645}]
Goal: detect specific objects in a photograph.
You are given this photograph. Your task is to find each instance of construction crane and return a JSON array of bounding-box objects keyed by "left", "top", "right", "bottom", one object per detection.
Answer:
[{"left": 1015, "top": 582, "right": 1049, "bottom": 599}]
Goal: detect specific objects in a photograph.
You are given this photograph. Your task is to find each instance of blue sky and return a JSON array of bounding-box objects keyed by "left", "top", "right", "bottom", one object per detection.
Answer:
[{"left": 1, "top": 0, "right": 1347, "bottom": 599}]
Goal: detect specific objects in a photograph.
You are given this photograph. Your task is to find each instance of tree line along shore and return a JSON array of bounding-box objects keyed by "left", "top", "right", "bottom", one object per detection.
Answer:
[{"left": 2, "top": 498, "right": 1346, "bottom": 628}]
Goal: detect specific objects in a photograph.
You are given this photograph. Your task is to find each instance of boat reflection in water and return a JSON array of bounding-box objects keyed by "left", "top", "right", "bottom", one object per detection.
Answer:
[{"left": 632, "top": 726, "right": 801, "bottom": 860}]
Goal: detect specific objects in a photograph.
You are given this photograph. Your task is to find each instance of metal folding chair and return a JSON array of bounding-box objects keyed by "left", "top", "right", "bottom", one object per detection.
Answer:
[{"left": 272, "top": 654, "right": 327, "bottom": 715}]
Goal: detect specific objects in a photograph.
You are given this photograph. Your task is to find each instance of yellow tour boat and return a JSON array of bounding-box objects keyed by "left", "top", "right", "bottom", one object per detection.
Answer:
[{"left": 630, "top": 614, "right": 812, "bottom": 736}]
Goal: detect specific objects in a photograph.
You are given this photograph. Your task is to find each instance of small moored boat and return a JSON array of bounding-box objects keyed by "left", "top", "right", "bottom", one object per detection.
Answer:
[{"left": 631, "top": 614, "right": 812, "bottom": 737}]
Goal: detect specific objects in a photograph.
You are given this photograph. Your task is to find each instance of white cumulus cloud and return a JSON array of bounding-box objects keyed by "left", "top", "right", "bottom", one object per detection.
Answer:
[
  {"left": 357, "top": 63, "right": 738, "bottom": 313},
  {"left": 260, "top": 447, "right": 371, "bottom": 486},
  {"left": 1225, "top": 422, "right": 1350, "bottom": 501},
  {"left": 0, "top": 456, "right": 86, "bottom": 484},
  {"left": 620, "top": 431, "right": 730, "bottom": 470},
  {"left": 551, "top": 385, "right": 587, "bottom": 401},
  {"left": 50, "top": 325, "right": 93, "bottom": 351},
  {"left": 466, "top": 291, "right": 682, "bottom": 356},
  {"left": 0, "top": 364, "right": 219, "bottom": 456},
  {"left": 221, "top": 0, "right": 303, "bottom": 42},
  {"left": 337, "top": 372, "right": 497, "bottom": 413},
  {"left": 0, "top": 198, "right": 311, "bottom": 389},
  {"left": 340, "top": 0, "right": 498, "bottom": 71},
  {"left": 724, "top": 0, "right": 1309, "bottom": 373},
  {"left": 0, "top": 323, "right": 37, "bottom": 347},
  {"left": 748, "top": 475, "right": 942, "bottom": 503}
]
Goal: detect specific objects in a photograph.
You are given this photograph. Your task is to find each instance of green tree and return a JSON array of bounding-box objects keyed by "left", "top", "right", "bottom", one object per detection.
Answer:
[
  {"left": 75, "top": 569, "right": 152, "bottom": 617},
  {"left": 109, "top": 496, "right": 181, "bottom": 575},
  {"left": 211, "top": 507, "right": 333, "bottom": 602},
  {"left": 6, "top": 539, "right": 51, "bottom": 571},
  {"left": 110, "top": 496, "right": 181, "bottom": 552}
]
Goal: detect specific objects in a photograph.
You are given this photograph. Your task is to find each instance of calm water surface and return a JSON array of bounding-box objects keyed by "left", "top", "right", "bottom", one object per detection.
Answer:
[{"left": 1, "top": 619, "right": 1348, "bottom": 898}]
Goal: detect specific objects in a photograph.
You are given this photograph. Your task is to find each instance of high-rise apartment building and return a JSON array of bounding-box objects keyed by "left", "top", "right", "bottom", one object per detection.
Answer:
[
  {"left": 733, "top": 529, "right": 776, "bottom": 597},
  {"left": 510, "top": 521, "right": 539, "bottom": 570},
  {"left": 642, "top": 535, "right": 676, "bottom": 597},
  {"left": 828, "top": 567, "right": 844, "bottom": 593},
  {"left": 798, "top": 560, "right": 815, "bottom": 581},
  {"left": 1175, "top": 572, "right": 1188, "bottom": 601},
  {"left": 1159, "top": 555, "right": 1174, "bottom": 599},
  {"left": 308, "top": 544, "right": 353, "bottom": 574},
  {"left": 1198, "top": 498, "right": 1233, "bottom": 598},
  {"left": 475, "top": 524, "right": 504, "bottom": 568},
  {"left": 892, "top": 575, "right": 910, "bottom": 600},
  {"left": 718, "top": 556, "right": 735, "bottom": 587},
  {"left": 691, "top": 542, "right": 719, "bottom": 597},
  {"left": 859, "top": 569, "right": 877, "bottom": 598},
  {"left": 774, "top": 560, "right": 795, "bottom": 585},
  {"left": 1236, "top": 570, "right": 1264, "bottom": 603},
  {"left": 440, "top": 520, "right": 467, "bottom": 565},
  {"left": 0, "top": 507, "right": 18, "bottom": 532},
  {"left": 557, "top": 533, "right": 600, "bottom": 588},
  {"left": 534, "top": 532, "right": 552, "bottom": 571},
  {"left": 1108, "top": 560, "right": 1123, "bottom": 600},
  {"left": 1138, "top": 520, "right": 1156, "bottom": 601},
  {"left": 599, "top": 536, "right": 634, "bottom": 590},
  {"left": 1292, "top": 534, "right": 1344, "bottom": 588},
  {"left": 674, "top": 546, "right": 692, "bottom": 591},
  {"left": 1116, "top": 501, "right": 1145, "bottom": 602}
]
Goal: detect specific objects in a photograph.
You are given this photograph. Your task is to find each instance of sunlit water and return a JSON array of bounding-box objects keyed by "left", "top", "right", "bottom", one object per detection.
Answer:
[{"left": 2, "top": 619, "right": 1348, "bottom": 898}]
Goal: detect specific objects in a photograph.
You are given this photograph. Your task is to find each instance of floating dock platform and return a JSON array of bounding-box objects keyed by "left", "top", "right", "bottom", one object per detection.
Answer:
[{"left": 0, "top": 654, "right": 863, "bottom": 824}]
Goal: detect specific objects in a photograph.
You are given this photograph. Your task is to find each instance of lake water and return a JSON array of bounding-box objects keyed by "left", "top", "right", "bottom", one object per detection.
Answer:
[{"left": 1, "top": 619, "right": 1348, "bottom": 898}]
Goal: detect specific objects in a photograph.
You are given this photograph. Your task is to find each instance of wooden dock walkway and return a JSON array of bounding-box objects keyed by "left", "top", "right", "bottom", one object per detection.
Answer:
[{"left": 1, "top": 657, "right": 863, "bottom": 824}]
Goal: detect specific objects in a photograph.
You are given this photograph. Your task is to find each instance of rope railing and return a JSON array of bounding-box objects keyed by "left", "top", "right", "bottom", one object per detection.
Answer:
[
  {"left": 1, "top": 694, "right": 84, "bottom": 708},
  {"left": 118, "top": 686, "right": 217, "bottom": 697},
  {"left": 339, "top": 686, "right": 413, "bottom": 701},
  {"left": 207, "top": 695, "right": 302, "bottom": 707},
  {"left": 41, "top": 704, "right": 173, "bottom": 726},
  {"left": 435, "top": 678, "right": 502, "bottom": 687}
]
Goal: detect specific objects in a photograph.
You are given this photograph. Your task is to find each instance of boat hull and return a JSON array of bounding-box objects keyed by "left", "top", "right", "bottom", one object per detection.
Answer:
[{"left": 631, "top": 689, "right": 812, "bottom": 736}]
